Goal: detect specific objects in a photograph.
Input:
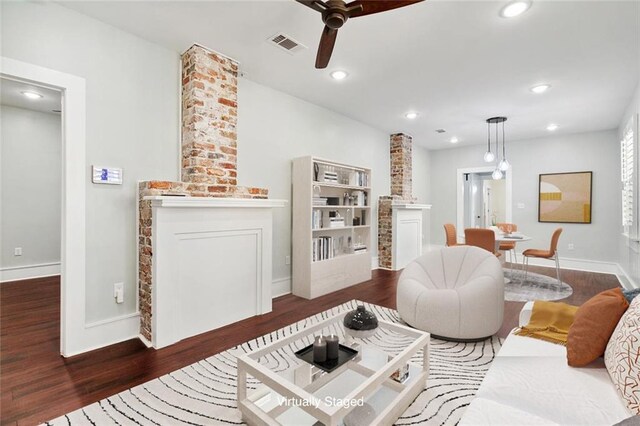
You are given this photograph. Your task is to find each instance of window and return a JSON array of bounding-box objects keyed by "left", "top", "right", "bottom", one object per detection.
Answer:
[{"left": 621, "top": 114, "right": 639, "bottom": 239}]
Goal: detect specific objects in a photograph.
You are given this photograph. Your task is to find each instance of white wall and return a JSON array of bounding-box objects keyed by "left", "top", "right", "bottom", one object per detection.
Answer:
[
  {"left": 1, "top": 2, "right": 180, "bottom": 323},
  {"left": 1, "top": 105, "right": 61, "bottom": 272},
  {"left": 237, "top": 78, "right": 431, "bottom": 292},
  {"left": 618, "top": 83, "right": 640, "bottom": 288},
  {"left": 429, "top": 130, "right": 620, "bottom": 264}
]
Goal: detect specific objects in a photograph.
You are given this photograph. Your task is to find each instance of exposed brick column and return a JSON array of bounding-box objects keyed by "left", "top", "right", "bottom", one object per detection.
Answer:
[
  {"left": 378, "top": 133, "right": 415, "bottom": 269},
  {"left": 390, "top": 133, "right": 413, "bottom": 200},
  {"left": 182, "top": 44, "right": 239, "bottom": 188}
]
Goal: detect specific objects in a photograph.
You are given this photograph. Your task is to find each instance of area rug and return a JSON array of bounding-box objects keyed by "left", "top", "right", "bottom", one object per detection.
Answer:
[
  {"left": 503, "top": 269, "right": 573, "bottom": 302},
  {"left": 45, "top": 300, "right": 502, "bottom": 426}
]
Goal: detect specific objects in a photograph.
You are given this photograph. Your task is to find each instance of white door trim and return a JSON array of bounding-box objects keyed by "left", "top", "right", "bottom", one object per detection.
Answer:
[
  {"left": 1, "top": 57, "right": 85, "bottom": 357},
  {"left": 456, "top": 166, "right": 512, "bottom": 234}
]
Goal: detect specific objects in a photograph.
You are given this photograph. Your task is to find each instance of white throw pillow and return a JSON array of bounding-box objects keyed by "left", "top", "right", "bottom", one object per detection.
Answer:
[{"left": 605, "top": 296, "right": 640, "bottom": 415}]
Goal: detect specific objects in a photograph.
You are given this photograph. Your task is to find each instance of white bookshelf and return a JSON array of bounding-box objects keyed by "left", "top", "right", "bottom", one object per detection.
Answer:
[{"left": 292, "top": 156, "right": 372, "bottom": 299}]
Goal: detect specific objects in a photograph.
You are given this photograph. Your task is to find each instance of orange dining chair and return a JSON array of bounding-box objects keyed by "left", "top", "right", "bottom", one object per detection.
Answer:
[
  {"left": 497, "top": 223, "right": 518, "bottom": 265},
  {"left": 464, "top": 228, "right": 501, "bottom": 257},
  {"left": 523, "top": 228, "right": 563, "bottom": 284},
  {"left": 443, "top": 223, "right": 460, "bottom": 247}
]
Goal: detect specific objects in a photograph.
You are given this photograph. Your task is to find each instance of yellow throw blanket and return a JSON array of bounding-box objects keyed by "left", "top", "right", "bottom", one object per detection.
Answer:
[{"left": 515, "top": 300, "right": 578, "bottom": 345}]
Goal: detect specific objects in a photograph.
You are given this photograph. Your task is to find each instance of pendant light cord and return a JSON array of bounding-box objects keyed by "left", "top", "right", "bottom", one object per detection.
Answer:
[{"left": 502, "top": 120, "right": 506, "bottom": 158}]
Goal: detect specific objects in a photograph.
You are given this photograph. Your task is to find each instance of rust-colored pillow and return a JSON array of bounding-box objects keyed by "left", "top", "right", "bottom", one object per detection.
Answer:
[{"left": 567, "top": 288, "right": 629, "bottom": 367}]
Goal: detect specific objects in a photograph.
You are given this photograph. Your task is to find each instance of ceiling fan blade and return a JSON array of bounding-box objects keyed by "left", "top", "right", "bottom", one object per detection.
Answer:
[
  {"left": 295, "top": 0, "right": 327, "bottom": 14},
  {"left": 315, "top": 26, "right": 338, "bottom": 69},
  {"left": 346, "top": 0, "right": 424, "bottom": 18}
]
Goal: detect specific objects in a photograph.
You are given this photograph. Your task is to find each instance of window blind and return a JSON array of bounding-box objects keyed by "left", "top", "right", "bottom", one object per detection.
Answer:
[{"left": 621, "top": 127, "right": 634, "bottom": 227}]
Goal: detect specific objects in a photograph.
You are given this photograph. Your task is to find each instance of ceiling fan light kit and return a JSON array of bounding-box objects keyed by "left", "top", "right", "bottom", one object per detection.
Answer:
[{"left": 295, "top": 0, "right": 425, "bottom": 68}]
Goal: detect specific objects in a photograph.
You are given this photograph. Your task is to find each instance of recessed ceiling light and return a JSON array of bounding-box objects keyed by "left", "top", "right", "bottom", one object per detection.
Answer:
[
  {"left": 330, "top": 70, "right": 348, "bottom": 80},
  {"left": 500, "top": 1, "right": 531, "bottom": 18},
  {"left": 450, "top": 137, "right": 459, "bottom": 143},
  {"left": 405, "top": 112, "right": 419, "bottom": 120},
  {"left": 546, "top": 123, "right": 559, "bottom": 131},
  {"left": 21, "top": 91, "right": 43, "bottom": 100},
  {"left": 530, "top": 84, "right": 551, "bottom": 94}
]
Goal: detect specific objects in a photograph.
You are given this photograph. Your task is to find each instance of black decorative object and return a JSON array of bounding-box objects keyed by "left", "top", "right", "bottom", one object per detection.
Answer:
[
  {"left": 343, "top": 305, "right": 378, "bottom": 338},
  {"left": 295, "top": 343, "right": 358, "bottom": 373}
]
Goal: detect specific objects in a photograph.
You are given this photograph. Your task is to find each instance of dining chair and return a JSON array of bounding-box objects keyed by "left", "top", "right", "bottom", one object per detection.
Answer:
[
  {"left": 497, "top": 223, "right": 518, "bottom": 265},
  {"left": 522, "top": 228, "right": 563, "bottom": 284},
  {"left": 464, "top": 228, "right": 501, "bottom": 257},
  {"left": 443, "top": 223, "right": 459, "bottom": 247}
]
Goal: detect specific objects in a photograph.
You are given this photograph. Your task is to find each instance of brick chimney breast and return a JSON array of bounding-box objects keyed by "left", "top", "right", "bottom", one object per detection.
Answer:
[{"left": 390, "top": 133, "right": 413, "bottom": 200}]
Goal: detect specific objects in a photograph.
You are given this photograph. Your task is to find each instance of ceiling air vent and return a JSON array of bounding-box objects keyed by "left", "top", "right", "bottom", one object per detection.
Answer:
[
  {"left": 267, "top": 33, "right": 307, "bottom": 55},
  {"left": 435, "top": 129, "right": 447, "bottom": 134}
]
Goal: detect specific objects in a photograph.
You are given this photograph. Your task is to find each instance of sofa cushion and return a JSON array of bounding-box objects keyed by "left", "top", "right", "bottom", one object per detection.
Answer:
[
  {"left": 460, "top": 354, "right": 631, "bottom": 425},
  {"left": 567, "top": 288, "right": 629, "bottom": 366},
  {"left": 605, "top": 296, "right": 640, "bottom": 415}
]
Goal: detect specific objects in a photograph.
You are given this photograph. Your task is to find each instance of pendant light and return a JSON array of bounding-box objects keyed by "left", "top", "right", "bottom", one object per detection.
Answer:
[
  {"left": 498, "top": 119, "right": 510, "bottom": 171},
  {"left": 485, "top": 116, "right": 508, "bottom": 180},
  {"left": 483, "top": 122, "right": 495, "bottom": 162}
]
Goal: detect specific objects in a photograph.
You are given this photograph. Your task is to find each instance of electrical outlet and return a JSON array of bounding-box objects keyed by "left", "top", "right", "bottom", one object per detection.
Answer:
[
  {"left": 568, "top": 243, "right": 575, "bottom": 250},
  {"left": 114, "top": 282, "right": 124, "bottom": 304},
  {"left": 14, "top": 247, "right": 22, "bottom": 256},
  {"left": 285, "top": 255, "right": 291, "bottom": 265}
]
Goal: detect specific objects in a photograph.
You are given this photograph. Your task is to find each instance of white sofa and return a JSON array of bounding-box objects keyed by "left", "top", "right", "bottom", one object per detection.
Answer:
[{"left": 459, "top": 302, "right": 633, "bottom": 425}]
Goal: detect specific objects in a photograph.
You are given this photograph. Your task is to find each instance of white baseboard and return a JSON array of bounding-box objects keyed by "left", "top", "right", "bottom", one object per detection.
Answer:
[
  {"left": 371, "top": 256, "right": 379, "bottom": 270},
  {"left": 0, "top": 262, "right": 61, "bottom": 282},
  {"left": 272, "top": 276, "right": 291, "bottom": 298},
  {"left": 138, "top": 334, "right": 153, "bottom": 348},
  {"left": 65, "top": 312, "right": 141, "bottom": 358}
]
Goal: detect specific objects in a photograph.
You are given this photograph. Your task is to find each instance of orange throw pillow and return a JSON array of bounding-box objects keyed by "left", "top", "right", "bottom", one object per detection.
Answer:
[{"left": 567, "top": 288, "right": 629, "bottom": 367}]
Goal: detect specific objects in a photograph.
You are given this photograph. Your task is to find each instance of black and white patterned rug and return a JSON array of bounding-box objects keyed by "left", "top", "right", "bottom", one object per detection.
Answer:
[
  {"left": 45, "top": 301, "right": 502, "bottom": 426},
  {"left": 503, "top": 269, "right": 573, "bottom": 302}
]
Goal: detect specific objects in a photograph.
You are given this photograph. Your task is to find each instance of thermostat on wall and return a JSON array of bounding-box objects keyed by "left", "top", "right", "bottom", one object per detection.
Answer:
[{"left": 92, "top": 166, "right": 123, "bottom": 185}]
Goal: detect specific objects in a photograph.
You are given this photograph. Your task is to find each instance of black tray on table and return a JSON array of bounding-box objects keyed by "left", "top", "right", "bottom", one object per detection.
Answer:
[{"left": 294, "top": 343, "right": 358, "bottom": 373}]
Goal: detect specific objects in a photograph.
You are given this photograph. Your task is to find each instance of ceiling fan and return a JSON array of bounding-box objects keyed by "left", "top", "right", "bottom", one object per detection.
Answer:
[{"left": 295, "top": 0, "right": 424, "bottom": 69}]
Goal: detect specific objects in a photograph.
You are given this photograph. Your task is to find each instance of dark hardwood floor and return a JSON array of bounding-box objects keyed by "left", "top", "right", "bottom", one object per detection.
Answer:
[{"left": 1, "top": 266, "right": 621, "bottom": 425}]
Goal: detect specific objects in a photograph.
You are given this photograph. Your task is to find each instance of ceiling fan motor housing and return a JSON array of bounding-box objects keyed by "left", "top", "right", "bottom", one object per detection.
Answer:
[{"left": 322, "top": 0, "right": 350, "bottom": 29}]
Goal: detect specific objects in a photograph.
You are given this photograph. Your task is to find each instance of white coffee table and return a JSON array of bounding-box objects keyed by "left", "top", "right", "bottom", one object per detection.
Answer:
[{"left": 237, "top": 311, "right": 430, "bottom": 426}]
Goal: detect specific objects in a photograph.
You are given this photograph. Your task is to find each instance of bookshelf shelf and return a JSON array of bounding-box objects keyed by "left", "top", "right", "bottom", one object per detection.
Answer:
[{"left": 292, "top": 156, "right": 372, "bottom": 299}]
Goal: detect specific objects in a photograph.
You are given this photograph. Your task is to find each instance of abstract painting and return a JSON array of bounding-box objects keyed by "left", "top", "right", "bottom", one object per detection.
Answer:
[{"left": 539, "top": 171, "right": 592, "bottom": 223}]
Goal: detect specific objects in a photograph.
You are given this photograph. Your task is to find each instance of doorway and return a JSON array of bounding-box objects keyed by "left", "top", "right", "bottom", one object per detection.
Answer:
[
  {"left": 1, "top": 78, "right": 62, "bottom": 280},
  {"left": 1, "top": 57, "right": 86, "bottom": 357},
  {"left": 457, "top": 166, "right": 512, "bottom": 235}
]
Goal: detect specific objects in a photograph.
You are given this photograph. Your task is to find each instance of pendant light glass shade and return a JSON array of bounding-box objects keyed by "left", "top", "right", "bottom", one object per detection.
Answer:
[
  {"left": 498, "top": 158, "right": 510, "bottom": 171},
  {"left": 484, "top": 122, "right": 494, "bottom": 162},
  {"left": 492, "top": 168, "right": 503, "bottom": 180}
]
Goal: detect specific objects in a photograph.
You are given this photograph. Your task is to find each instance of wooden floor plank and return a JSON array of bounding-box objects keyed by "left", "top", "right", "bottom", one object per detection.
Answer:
[{"left": 0, "top": 266, "right": 620, "bottom": 425}]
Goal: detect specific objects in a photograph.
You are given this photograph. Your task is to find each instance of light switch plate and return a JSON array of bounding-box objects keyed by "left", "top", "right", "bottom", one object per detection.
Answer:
[
  {"left": 92, "top": 166, "right": 123, "bottom": 185},
  {"left": 517, "top": 203, "right": 525, "bottom": 209}
]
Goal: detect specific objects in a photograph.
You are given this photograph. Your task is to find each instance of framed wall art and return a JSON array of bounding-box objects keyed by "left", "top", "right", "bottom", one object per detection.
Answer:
[{"left": 538, "top": 171, "right": 592, "bottom": 224}]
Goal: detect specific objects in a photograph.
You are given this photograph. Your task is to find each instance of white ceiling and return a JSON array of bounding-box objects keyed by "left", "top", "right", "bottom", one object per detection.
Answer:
[
  {"left": 1, "top": 78, "right": 62, "bottom": 114},
  {"left": 59, "top": 0, "right": 639, "bottom": 149}
]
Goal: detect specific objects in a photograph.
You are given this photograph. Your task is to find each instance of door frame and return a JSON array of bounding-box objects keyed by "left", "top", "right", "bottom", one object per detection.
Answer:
[
  {"left": 1, "top": 57, "right": 86, "bottom": 357},
  {"left": 456, "top": 166, "right": 512, "bottom": 235}
]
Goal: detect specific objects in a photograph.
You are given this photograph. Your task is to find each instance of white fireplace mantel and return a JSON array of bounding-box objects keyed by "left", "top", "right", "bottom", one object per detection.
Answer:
[
  {"left": 145, "top": 196, "right": 288, "bottom": 209},
  {"left": 146, "top": 196, "right": 287, "bottom": 348}
]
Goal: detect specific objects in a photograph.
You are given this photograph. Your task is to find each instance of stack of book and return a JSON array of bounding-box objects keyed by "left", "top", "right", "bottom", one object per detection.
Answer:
[
  {"left": 322, "top": 171, "right": 338, "bottom": 183},
  {"left": 313, "top": 197, "right": 328, "bottom": 206},
  {"left": 329, "top": 217, "right": 345, "bottom": 228},
  {"left": 353, "top": 244, "right": 367, "bottom": 254},
  {"left": 313, "top": 236, "right": 335, "bottom": 262}
]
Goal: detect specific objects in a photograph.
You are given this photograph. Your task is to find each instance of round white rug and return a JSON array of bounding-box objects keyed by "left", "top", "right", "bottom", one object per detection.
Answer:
[{"left": 503, "top": 269, "right": 573, "bottom": 302}]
